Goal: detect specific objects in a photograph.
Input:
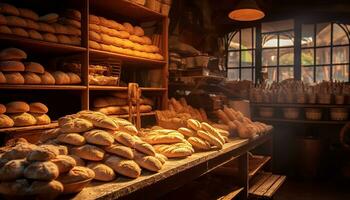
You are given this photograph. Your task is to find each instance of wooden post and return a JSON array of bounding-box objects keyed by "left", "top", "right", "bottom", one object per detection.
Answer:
[{"left": 238, "top": 152, "right": 249, "bottom": 200}]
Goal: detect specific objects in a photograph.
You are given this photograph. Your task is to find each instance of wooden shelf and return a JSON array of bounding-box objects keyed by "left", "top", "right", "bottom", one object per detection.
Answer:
[
  {"left": 249, "top": 172, "right": 286, "bottom": 198},
  {"left": 89, "top": 49, "right": 166, "bottom": 66},
  {"left": 0, "top": 34, "right": 86, "bottom": 55},
  {"left": 249, "top": 155, "right": 271, "bottom": 179},
  {"left": 90, "top": 0, "right": 163, "bottom": 21},
  {"left": 251, "top": 103, "right": 350, "bottom": 108},
  {"left": 218, "top": 187, "right": 244, "bottom": 200},
  {"left": 110, "top": 112, "right": 155, "bottom": 118},
  {"left": 89, "top": 86, "right": 167, "bottom": 92},
  {"left": 0, "top": 85, "right": 87, "bottom": 90},
  {"left": 141, "top": 87, "right": 167, "bottom": 92},
  {"left": 253, "top": 117, "right": 348, "bottom": 125},
  {"left": 0, "top": 122, "right": 58, "bottom": 133}
]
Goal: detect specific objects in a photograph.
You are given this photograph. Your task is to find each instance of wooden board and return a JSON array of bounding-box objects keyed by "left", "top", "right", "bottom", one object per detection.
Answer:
[
  {"left": 0, "top": 122, "right": 58, "bottom": 133},
  {"left": 249, "top": 172, "right": 286, "bottom": 198},
  {"left": 0, "top": 85, "right": 87, "bottom": 90},
  {"left": 217, "top": 187, "right": 244, "bottom": 200},
  {"left": 249, "top": 156, "right": 271, "bottom": 179}
]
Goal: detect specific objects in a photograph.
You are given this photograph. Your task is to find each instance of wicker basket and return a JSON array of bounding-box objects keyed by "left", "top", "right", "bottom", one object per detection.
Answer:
[
  {"left": 335, "top": 95, "right": 345, "bottom": 105},
  {"left": 330, "top": 108, "right": 348, "bottom": 121},
  {"left": 305, "top": 108, "right": 322, "bottom": 120},
  {"left": 318, "top": 94, "right": 331, "bottom": 104},
  {"left": 283, "top": 108, "right": 300, "bottom": 119},
  {"left": 259, "top": 107, "right": 274, "bottom": 118}
]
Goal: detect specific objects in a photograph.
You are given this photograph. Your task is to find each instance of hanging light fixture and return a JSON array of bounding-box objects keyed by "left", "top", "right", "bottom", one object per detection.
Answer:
[{"left": 228, "top": 0, "right": 265, "bottom": 21}]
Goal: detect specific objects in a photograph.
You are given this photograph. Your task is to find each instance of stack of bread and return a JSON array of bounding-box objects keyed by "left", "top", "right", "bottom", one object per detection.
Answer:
[
  {"left": 0, "top": 101, "right": 51, "bottom": 128},
  {"left": 215, "top": 106, "right": 272, "bottom": 139},
  {"left": 88, "top": 14, "right": 164, "bottom": 60},
  {"left": 40, "top": 111, "right": 166, "bottom": 181},
  {"left": 0, "top": 138, "right": 94, "bottom": 198},
  {"left": 89, "top": 64, "right": 119, "bottom": 86},
  {"left": 0, "top": 47, "right": 81, "bottom": 85},
  {"left": 0, "top": 3, "right": 81, "bottom": 46},
  {"left": 92, "top": 92, "right": 153, "bottom": 115}
]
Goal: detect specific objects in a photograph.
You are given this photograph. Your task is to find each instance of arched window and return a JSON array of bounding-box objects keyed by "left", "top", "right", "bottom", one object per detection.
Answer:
[{"left": 301, "top": 22, "right": 350, "bottom": 83}]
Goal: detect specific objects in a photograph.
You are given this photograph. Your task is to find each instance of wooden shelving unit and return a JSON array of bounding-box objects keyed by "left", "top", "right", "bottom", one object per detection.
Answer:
[
  {"left": 249, "top": 155, "right": 271, "bottom": 179},
  {"left": 0, "top": 122, "right": 58, "bottom": 133},
  {"left": 0, "top": 85, "right": 87, "bottom": 90},
  {"left": 253, "top": 117, "right": 348, "bottom": 125}
]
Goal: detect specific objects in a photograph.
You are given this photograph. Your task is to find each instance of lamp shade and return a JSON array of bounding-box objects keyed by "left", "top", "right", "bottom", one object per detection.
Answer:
[{"left": 228, "top": 0, "right": 265, "bottom": 21}]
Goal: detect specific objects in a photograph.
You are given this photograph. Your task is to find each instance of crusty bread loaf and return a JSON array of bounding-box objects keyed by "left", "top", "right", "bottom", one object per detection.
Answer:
[
  {"left": 0, "top": 114, "right": 11, "bottom": 128},
  {"left": 0, "top": 3, "right": 19, "bottom": 16},
  {"left": 71, "top": 144, "right": 105, "bottom": 161},
  {"left": 0, "top": 48, "right": 27, "bottom": 61},
  {"left": 28, "top": 30, "right": 43, "bottom": 40},
  {"left": 2, "top": 142, "right": 37, "bottom": 160},
  {"left": 69, "top": 155, "right": 85, "bottom": 166},
  {"left": 0, "top": 25, "right": 11, "bottom": 34},
  {"left": 142, "top": 36, "right": 152, "bottom": 45},
  {"left": 178, "top": 127, "right": 196, "bottom": 137},
  {"left": 105, "top": 156, "right": 141, "bottom": 178},
  {"left": 133, "top": 26, "right": 144, "bottom": 37},
  {"left": 0, "top": 104, "right": 6, "bottom": 114},
  {"left": 134, "top": 139, "right": 156, "bottom": 156},
  {"left": 134, "top": 151, "right": 162, "bottom": 172},
  {"left": 188, "top": 137, "right": 211, "bottom": 150},
  {"left": 32, "top": 113, "right": 51, "bottom": 125},
  {"left": 83, "top": 129, "right": 114, "bottom": 146},
  {"left": 201, "top": 122, "right": 225, "bottom": 144},
  {"left": 38, "top": 13, "right": 59, "bottom": 24},
  {"left": 104, "top": 143, "right": 134, "bottom": 159},
  {"left": 27, "top": 146, "right": 58, "bottom": 162},
  {"left": 89, "top": 30, "right": 102, "bottom": 42},
  {"left": 28, "top": 180, "right": 64, "bottom": 196},
  {"left": 52, "top": 71, "right": 70, "bottom": 85},
  {"left": 78, "top": 111, "right": 118, "bottom": 130},
  {"left": 0, "top": 61, "right": 25, "bottom": 72},
  {"left": 11, "top": 27, "right": 29, "bottom": 37},
  {"left": 0, "top": 159, "right": 28, "bottom": 181},
  {"left": 89, "top": 40, "right": 101, "bottom": 50},
  {"left": 57, "top": 34, "right": 72, "bottom": 44},
  {"left": 142, "top": 134, "right": 184, "bottom": 145},
  {"left": 43, "top": 33, "right": 58, "bottom": 43},
  {"left": 29, "top": 102, "right": 48, "bottom": 114},
  {"left": 6, "top": 101, "right": 30, "bottom": 113},
  {"left": 87, "top": 162, "right": 116, "bottom": 181},
  {"left": 18, "top": 8, "right": 39, "bottom": 21},
  {"left": 112, "top": 131, "right": 136, "bottom": 148},
  {"left": 58, "top": 166, "right": 95, "bottom": 184},
  {"left": 5, "top": 16, "right": 27, "bottom": 28},
  {"left": 155, "top": 153, "right": 167, "bottom": 164},
  {"left": 60, "top": 118, "right": 93, "bottom": 133},
  {"left": 40, "top": 71, "right": 55, "bottom": 85},
  {"left": 24, "top": 72, "right": 42, "bottom": 84},
  {"left": 153, "top": 143, "right": 193, "bottom": 158},
  {"left": 89, "top": 15, "right": 100, "bottom": 25},
  {"left": 123, "top": 22, "right": 134, "bottom": 35},
  {"left": 60, "top": 18, "right": 81, "bottom": 28},
  {"left": 66, "top": 72, "right": 81, "bottom": 84},
  {"left": 52, "top": 23, "right": 68, "bottom": 34},
  {"left": 24, "top": 161, "right": 59, "bottom": 181},
  {"left": 187, "top": 119, "right": 202, "bottom": 131},
  {"left": 4, "top": 72, "right": 24, "bottom": 84},
  {"left": 57, "top": 133, "right": 86, "bottom": 146},
  {"left": 89, "top": 23, "right": 100, "bottom": 32},
  {"left": 216, "top": 109, "right": 231, "bottom": 124},
  {"left": 197, "top": 130, "right": 223, "bottom": 149},
  {"left": 67, "top": 26, "right": 81, "bottom": 36},
  {"left": 51, "top": 155, "right": 76, "bottom": 173}
]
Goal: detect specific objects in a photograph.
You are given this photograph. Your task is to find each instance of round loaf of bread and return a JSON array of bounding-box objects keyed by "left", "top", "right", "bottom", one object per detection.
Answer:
[
  {"left": 11, "top": 27, "right": 29, "bottom": 37},
  {"left": 105, "top": 156, "right": 141, "bottom": 178},
  {"left": 57, "top": 133, "right": 86, "bottom": 146},
  {"left": 57, "top": 34, "right": 72, "bottom": 44},
  {"left": 32, "top": 113, "right": 51, "bottom": 125},
  {"left": 0, "top": 3, "right": 19, "bottom": 16},
  {"left": 40, "top": 71, "right": 55, "bottom": 85},
  {"left": 0, "top": 61, "right": 25, "bottom": 72},
  {"left": 24, "top": 72, "right": 42, "bottom": 84},
  {"left": 28, "top": 30, "right": 43, "bottom": 40},
  {"left": 0, "top": 14, "right": 7, "bottom": 25},
  {"left": 58, "top": 166, "right": 95, "bottom": 184},
  {"left": 43, "top": 33, "right": 58, "bottom": 43},
  {"left": 0, "top": 71, "right": 6, "bottom": 84},
  {"left": 18, "top": 8, "right": 39, "bottom": 21},
  {"left": 24, "top": 62, "right": 45, "bottom": 74},
  {"left": 27, "top": 146, "right": 58, "bottom": 161},
  {"left": 25, "top": 19, "right": 40, "bottom": 30},
  {"left": 0, "top": 104, "right": 6, "bottom": 114},
  {"left": 0, "top": 159, "right": 28, "bottom": 181},
  {"left": 1, "top": 142, "right": 37, "bottom": 160},
  {"left": 52, "top": 71, "right": 70, "bottom": 85},
  {"left": 71, "top": 144, "right": 105, "bottom": 161},
  {"left": 6, "top": 101, "right": 30, "bottom": 113},
  {"left": 0, "top": 48, "right": 27, "bottom": 61},
  {"left": 5, "top": 16, "right": 27, "bottom": 28},
  {"left": 9, "top": 112, "right": 37, "bottom": 127},
  {"left": 24, "top": 161, "right": 59, "bottom": 181},
  {"left": 38, "top": 13, "right": 59, "bottom": 24},
  {"left": 28, "top": 180, "right": 64, "bottom": 196},
  {"left": 0, "top": 25, "right": 12, "bottom": 34},
  {"left": 51, "top": 155, "right": 76, "bottom": 173},
  {"left": 66, "top": 72, "right": 81, "bottom": 84},
  {"left": 29, "top": 102, "right": 48, "bottom": 114},
  {"left": 87, "top": 162, "right": 116, "bottom": 181}
]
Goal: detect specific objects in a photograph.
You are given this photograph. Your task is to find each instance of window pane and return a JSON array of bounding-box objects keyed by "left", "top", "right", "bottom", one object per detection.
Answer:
[
  {"left": 316, "top": 47, "right": 331, "bottom": 64},
  {"left": 316, "top": 66, "right": 330, "bottom": 82},
  {"left": 302, "top": 49, "right": 314, "bottom": 66},
  {"left": 333, "top": 65, "right": 349, "bottom": 82},
  {"left": 262, "top": 19, "right": 294, "bottom": 33},
  {"left": 263, "top": 34, "right": 278, "bottom": 48},
  {"left": 262, "top": 49, "right": 277, "bottom": 66},
  {"left": 262, "top": 67, "right": 277, "bottom": 82},
  {"left": 229, "top": 32, "right": 240, "bottom": 50},
  {"left": 241, "top": 50, "right": 254, "bottom": 67},
  {"left": 279, "top": 67, "right": 294, "bottom": 81},
  {"left": 279, "top": 48, "right": 294, "bottom": 65},
  {"left": 316, "top": 23, "right": 331, "bottom": 46},
  {"left": 302, "top": 67, "right": 314, "bottom": 83},
  {"left": 227, "top": 69, "right": 239, "bottom": 80},
  {"left": 302, "top": 24, "right": 315, "bottom": 47},
  {"left": 241, "top": 28, "right": 252, "bottom": 49},
  {"left": 279, "top": 32, "right": 294, "bottom": 47},
  {"left": 241, "top": 68, "right": 253, "bottom": 81},
  {"left": 333, "top": 24, "right": 349, "bottom": 45},
  {"left": 228, "top": 51, "right": 239, "bottom": 67},
  {"left": 333, "top": 46, "right": 349, "bottom": 64}
]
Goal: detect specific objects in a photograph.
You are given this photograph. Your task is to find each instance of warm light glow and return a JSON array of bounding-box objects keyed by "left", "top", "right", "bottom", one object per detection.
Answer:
[{"left": 229, "top": 8, "right": 265, "bottom": 21}]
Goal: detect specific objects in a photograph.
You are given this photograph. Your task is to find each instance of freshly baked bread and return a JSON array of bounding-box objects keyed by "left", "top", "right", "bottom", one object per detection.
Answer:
[
  {"left": 39, "top": 129, "right": 62, "bottom": 143},
  {"left": 0, "top": 71, "right": 5, "bottom": 84},
  {"left": 104, "top": 143, "right": 134, "bottom": 159},
  {"left": 52, "top": 23, "right": 68, "bottom": 34},
  {"left": 28, "top": 30, "right": 43, "bottom": 40},
  {"left": 25, "top": 19, "right": 40, "bottom": 30},
  {"left": 1, "top": 142, "right": 37, "bottom": 160},
  {"left": 83, "top": 129, "right": 114, "bottom": 146},
  {"left": 24, "top": 161, "right": 59, "bottom": 180},
  {"left": 43, "top": 33, "right": 58, "bottom": 43},
  {"left": 187, "top": 119, "right": 202, "bottom": 131},
  {"left": 133, "top": 26, "right": 144, "bottom": 36},
  {"left": 38, "top": 13, "right": 59, "bottom": 24},
  {"left": 18, "top": 8, "right": 39, "bottom": 21},
  {"left": 40, "top": 71, "right": 55, "bottom": 85},
  {"left": 67, "top": 27, "right": 81, "bottom": 36},
  {"left": 0, "top": 179, "right": 30, "bottom": 195},
  {"left": 6, "top": 101, "right": 30, "bottom": 113},
  {"left": 87, "top": 162, "right": 116, "bottom": 181},
  {"left": 0, "top": 61, "right": 25, "bottom": 71},
  {"left": 52, "top": 71, "right": 70, "bottom": 84},
  {"left": 134, "top": 151, "right": 162, "bottom": 172},
  {"left": 134, "top": 139, "right": 156, "bottom": 156},
  {"left": 89, "top": 15, "right": 100, "bottom": 25},
  {"left": 60, "top": 117, "right": 93, "bottom": 133},
  {"left": 57, "top": 114, "right": 78, "bottom": 126},
  {"left": 153, "top": 143, "right": 193, "bottom": 158},
  {"left": 4, "top": 72, "right": 24, "bottom": 84},
  {"left": 142, "top": 36, "right": 152, "bottom": 45},
  {"left": 64, "top": 9, "right": 81, "bottom": 21},
  {"left": 58, "top": 166, "right": 95, "bottom": 184},
  {"left": 60, "top": 18, "right": 81, "bottom": 28},
  {"left": 43, "top": 143, "right": 68, "bottom": 155},
  {"left": 32, "top": 113, "right": 51, "bottom": 125},
  {"left": 29, "top": 102, "right": 48, "bottom": 114},
  {"left": 51, "top": 155, "right": 76, "bottom": 173},
  {"left": 57, "top": 133, "right": 86, "bottom": 146},
  {"left": 89, "top": 23, "right": 100, "bottom": 32},
  {"left": 0, "top": 14, "right": 6, "bottom": 25},
  {"left": 38, "top": 22, "right": 55, "bottom": 33},
  {"left": 0, "top": 25, "right": 12, "bottom": 34},
  {"left": 105, "top": 156, "right": 141, "bottom": 178},
  {"left": 89, "top": 30, "right": 101, "bottom": 42},
  {"left": 78, "top": 111, "right": 118, "bottom": 130},
  {"left": 24, "top": 72, "right": 42, "bottom": 84},
  {"left": 201, "top": 122, "right": 225, "bottom": 143},
  {"left": 155, "top": 153, "right": 167, "bottom": 164},
  {"left": 9, "top": 112, "right": 37, "bottom": 126},
  {"left": 197, "top": 130, "right": 223, "bottom": 149},
  {"left": 70, "top": 144, "right": 105, "bottom": 161},
  {"left": 0, "top": 104, "right": 6, "bottom": 114},
  {"left": 0, "top": 159, "right": 28, "bottom": 181},
  {"left": 123, "top": 22, "right": 134, "bottom": 35},
  {"left": 188, "top": 137, "right": 211, "bottom": 150},
  {"left": 178, "top": 127, "right": 196, "bottom": 137},
  {"left": 129, "top": 35, "right": 144, "bottom": 44},
  {"left": 12, "top": 27, "right": 29, "bottom": 37},
  {"left": 142, "top": 134, "right": 184, "bottom": 145},
  {"left": 112, "top": 131, "right": 136, "bottom": 148},
  {"left": 66, "top": 72, "right": 81, "bottom": 84},
  {"left": 24, "top": 62, "right": 45, "bottom": 74},
  {"left": 0, "top": 3, "right": 19, "bottom": 16},
  {"left": 57, "top": 34, "right": 72, "bottom": 44},
  {"left": 5, "top": 16, "right": 27, "bottom": 28},
  {"left": 89, "top": 40, "right": 101, "bottom": 49},
  {"left": 27, "top": 146, "right": 58, "bottom": 161},
  {"left": 28, "top": 180, "right": 64, "bottom": 196},
  {"left": 70, "top": 154, "right": 85, "bottom": 166},
  {"left": 0, "top": 48, "right": 27, "bottom": 61}
]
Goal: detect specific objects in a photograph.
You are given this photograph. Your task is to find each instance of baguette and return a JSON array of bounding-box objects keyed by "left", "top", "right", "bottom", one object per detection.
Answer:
[
  {"left": 197, "top": 130, "right": 223, "bottom": 149},
  {"left": 104, "top": 143, "right": 134, "bottom": 159},
  {"left": 178, "top": 127, "right": 196, "bottom": 137},
  {"left": 187, "top": 137, "right": 211, "bottom": 150},
  {"left": 133, "top": 151, "right": 162, "bottom": 172},
  {"left": 133, "top": 139, "right": 156, "bottom": 156},
  {"left": 216, "top": 109, "right": 231, "bottom": 124},
  {"left": 201, "top": 122, "right": 225, "bottom": 144},
  {"left": 186, "top": 119, "right": 202, "bottom": 131}
]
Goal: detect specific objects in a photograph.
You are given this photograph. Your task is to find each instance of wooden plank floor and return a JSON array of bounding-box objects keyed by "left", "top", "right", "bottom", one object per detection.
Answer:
[{"left": 249, "top": 172, "right": 286, "bottom": 198}]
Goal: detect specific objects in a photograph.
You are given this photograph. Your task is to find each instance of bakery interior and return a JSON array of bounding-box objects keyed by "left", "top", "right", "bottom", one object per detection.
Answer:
[{"left": 0, "top": 0, "right": 350, "bottom": 199}]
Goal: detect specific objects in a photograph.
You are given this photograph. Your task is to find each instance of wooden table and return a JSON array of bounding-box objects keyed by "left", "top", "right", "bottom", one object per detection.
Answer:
[{"left": 70, "top": 132, "right": 272, "bottom": 200}]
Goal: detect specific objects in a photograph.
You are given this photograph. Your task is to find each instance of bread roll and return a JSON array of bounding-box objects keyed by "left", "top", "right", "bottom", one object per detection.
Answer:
[
  {"left": 28, "top": 30, "right": 43, "bottom": 40},
  {"left": 104, "top": 143, "right": 134, "bottom": 159},
  {"left": 52, "top": 71, "right": 70, "bottom": 84},
  {"left": 12, "top": 27, "right": 28, "bottom": 37},
  {"left": 133, "top": 26, "right": 144, "bottom": 36},
  {"left": 32, "top": 113, "right": 51, "bottom": 125},
  {"left": 105, "top": 156, "right": 141, "bottom": 178},
  {"left": 58, "top": 114, "right": 78, "bottom": 126},
  {"left": 57, "top": 34, "right": 72, "bottom": 44},
  {"left": 0, "top": 179, "right": 30, "bottom": 196},
  {"left": 134, "top": 139, "right": 156, "bottom": 156},
  {"left": 24, "top": 161, "right": 59, "bottom": 180},
  {"left": 28, "top": 102, "right": 48, "bottom": 114},
  {"left": 89, "top": 15, "right": 100, "bottom": 25},
  {"left": 58, "top": 166, "right": 95, "bottom": 184},
  {"left": 4, "top": 72, "right": 24, "bottom": 84},
  {"left": 0, "top": 25, "right": 12, "bottom": 34},
  {"left": 142, "top": 134, "right": 184, "bottom": 145},
  {"left": 112, "top": 131, "right": 136, "bottom": 148},
  {"left": 28, "top": 180, "right": 63, "bottom": 196},
  {"left": 52, "top": 23, "right": 68, "bottom": 34},
  {"left": 6, "top": 101, "right": 30, "bottom": 113},
  {"left": 78, "top": 111, "right": 118, "bottom": 130},
  {"left": 0, "top": 48, "right": 27, "bottom": 61},
  {"left": 18, "top": 8, "right": 39, "bottom": 21},
  {"left": 187, "top": 119, "right": 202, "bottom": 131},
  {"left": 0, "top": 104, "right": 5, "bottom": 114},
  {"left": 24, "top": 72, "right": 42, "bottom": 84},
  {"left": 25, "top": 19, "right": 40, "bottom": 30},
  {"left": 0, "top": 61, "right": 25, "bottom": 72},
  {"left": 10, "top": 112, "right": 36, "bottom": 127},
  {"left": 0, "top": 159, "right": 28, "bottom": 181},
  {"left": 66, "top": 72, "right": 81, "bottom": 84},
  {"left": 51, "top": 155, "right": 76, "bottom": 173},
  {"left": 83, "top": 129, "right": 114, "bottom": 146},
  {"left": 57, "top": 133, "right": 86, "bottom": 146},
  {"left": 43, "top": 33, "right": 58, "bottom": 43},
  {"left": 134, "top": 151, "right": 162, "bottom": 172},
  {"left": 27, "top": 146, "right": 58, "bottom": 162},
  {"left": 71, "top": 144, "right": 105, "bottom": 161},
  {"left": 64, "top": 9, "right": 81, "bottom": 21},
  {"left": 38, "top": 13, "right": 59, "bottom": 24},
  {"left": 40, "top": 71, "right": 55, "bottom": 85},
  {"left": 123, "top": 22, "right": 134, "bottom": 35},
  {"left": 0, "top": 3, "right": 19, "bottom": 16},
  {"left": 87, "top": 162, "right": 116, "bottom": 181},
  {"left": 188, "top": 137, "right": 211, "bottom": 150},
  {"left": 197, "top": 130, "right": 223, "bottom": 149},
  {"left": 5, "top": 16, "right": 27, "bottom": 28}
]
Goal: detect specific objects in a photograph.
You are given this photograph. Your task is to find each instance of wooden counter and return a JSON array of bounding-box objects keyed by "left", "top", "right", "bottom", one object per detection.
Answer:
[{"left": 70, "top": 132, "right": 272, "bottom": 200}]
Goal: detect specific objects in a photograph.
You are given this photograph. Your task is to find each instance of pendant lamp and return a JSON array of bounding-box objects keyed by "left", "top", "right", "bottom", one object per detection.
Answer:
[{"left": 228, "top": 0, "right": 265, "bottom": 21}]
